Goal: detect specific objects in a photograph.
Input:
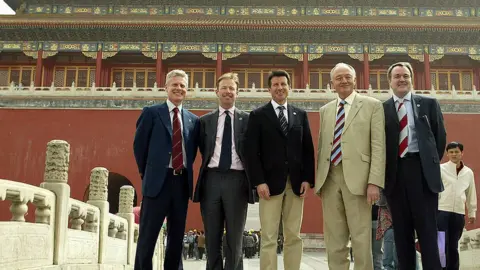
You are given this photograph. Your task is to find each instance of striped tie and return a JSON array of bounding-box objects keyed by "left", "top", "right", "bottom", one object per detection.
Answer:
[
  {"left": 397, "top": 100, "right": 409, "bottom": 157},
  {"left": 278, "top": 105, "right": 288, "bottom": 136},
  {"left": 331, "top": 100, "right": 346, "bottom": 166},
  {"left": 171, "top": 107, "right": 184, "bottom": 171}
]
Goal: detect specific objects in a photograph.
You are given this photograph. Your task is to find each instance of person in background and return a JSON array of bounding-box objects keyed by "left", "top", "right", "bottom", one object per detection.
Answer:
[
  {"left": 438, "top": 141, "right": 477, "bottom": 270},
  {"left": 371, "top": 204, "right": 383, "bottom": 270}
]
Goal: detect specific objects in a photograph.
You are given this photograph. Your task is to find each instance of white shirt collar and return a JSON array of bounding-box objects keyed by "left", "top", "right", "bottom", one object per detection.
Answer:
[
  {"left": 219, "top": 106, "right": 235, "bottom": 116},
  {"left": 271, "top": 100, "right": 288, "bottom": 111},
  {"left": 166, "top": 99, "right": 183, "bottom": 112},
  {"left": 393, "top": 91, "right": 412, "bottom": 103},
  {"left": 337, "top": 90, "right": 356, "bottom": 106}
]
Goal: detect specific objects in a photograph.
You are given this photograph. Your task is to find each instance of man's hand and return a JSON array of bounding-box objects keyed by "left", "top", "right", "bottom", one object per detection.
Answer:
[
  {"left": 468, "top": 217, "right": 476, "bottom": 224},
  {"left": 300, "top": 182, "right": 310, "bottom": 198},
  {"left": 257, "top": 184, "right": 270, "bottom": 200},
  {"left": 367, "top": 184, "right": 380, "bottom": 205}
]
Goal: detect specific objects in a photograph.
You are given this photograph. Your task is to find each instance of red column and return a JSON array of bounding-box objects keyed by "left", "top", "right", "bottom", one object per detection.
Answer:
[
  {"left": 363, "top": 53, "right": 370, "bottom": 89},
  {"left": 473, "top": 67, "right": 480, "bottom": 90},
  {"left": 34, "top": 50, "right": 43, "bottom": 87},
  {"left": 216, "top": 52, "right": 223, "bottom": 79},
  {"left": 95, "top": 51, "right": 102, "bottom": 87},
  {"left": 424, "top": 53, "right": 431, "bottom": 89},
  {"left": 156, "top": 51, "right": 163, "bottom": 86},
  {"left": 302, "top": 53, "right": 309, "bottom": 88}
]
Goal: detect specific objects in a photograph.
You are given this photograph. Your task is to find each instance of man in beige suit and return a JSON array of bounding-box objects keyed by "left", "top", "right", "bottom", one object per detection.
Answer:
[{"left": 315, "top": 63, "right": 386, "bottom": 270}]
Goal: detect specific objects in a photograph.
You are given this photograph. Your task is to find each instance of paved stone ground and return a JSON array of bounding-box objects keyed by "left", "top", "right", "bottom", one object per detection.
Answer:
[{"left": 183, "top": 251, "right": 355, "bottom": 270}]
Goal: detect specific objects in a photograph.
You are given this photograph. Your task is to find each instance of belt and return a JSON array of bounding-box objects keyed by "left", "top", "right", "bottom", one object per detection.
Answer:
[
  {"left": 402, "top": 152, "right": 420, "bottom": 158},
  {"left": 168, "top": 168, "right": 185, "bottom": 176},
  {"left": 206, "top": 167, "right": 245, "bottom": 173}
]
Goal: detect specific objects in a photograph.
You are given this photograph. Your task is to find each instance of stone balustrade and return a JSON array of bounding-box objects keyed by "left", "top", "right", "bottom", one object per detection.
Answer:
[
  {"left": 459, "top": 228, "right": 480, "bottom": 269},
  {"left": 0, "top": 82, "right": 478, "bottom": 101},
  {"left": 0, "top": 140, "right": 165, "bottom": 270}
]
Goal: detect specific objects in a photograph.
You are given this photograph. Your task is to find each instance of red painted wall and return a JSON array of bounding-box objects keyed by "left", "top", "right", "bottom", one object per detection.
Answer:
[{"left": 0, "top": 108, "right": 479, "bottom": 232}]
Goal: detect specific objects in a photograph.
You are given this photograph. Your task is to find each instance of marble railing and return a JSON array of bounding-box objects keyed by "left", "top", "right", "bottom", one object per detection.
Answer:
[
  {"left": 0, "top": 140, "right": 165, "bottom": 270},
  {"left": 0, "top": 82, "right": 479, "bottom": 101},
  {"left": 459, "top": 228, "right": 480, "bottom": 269}
]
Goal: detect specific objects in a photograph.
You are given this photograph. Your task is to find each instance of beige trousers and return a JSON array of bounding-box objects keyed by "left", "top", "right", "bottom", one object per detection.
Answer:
[
  {"left": 321, "top": 163, "right": 373, "bottom": 270},
  {"left": 259, "top": 180, "right": 304, "bottom": 270}
]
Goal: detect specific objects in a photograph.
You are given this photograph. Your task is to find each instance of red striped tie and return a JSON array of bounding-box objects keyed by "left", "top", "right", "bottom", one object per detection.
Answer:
[
  {"left": 397, "top": 101, "right": 408, "bottom": 157},
  {"left": 331, "top": 100, "right": 346, "bottom": 166},
  {"left": 172, "top": 107, "right": 184, "bottom": 171}
]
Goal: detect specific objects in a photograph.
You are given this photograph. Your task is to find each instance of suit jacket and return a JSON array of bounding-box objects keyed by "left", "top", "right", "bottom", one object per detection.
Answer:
[
  {"left": 193, "top": 108, "right": 254, "bottom": 204},
  {"left": 315, "top": 94, "right": 386, "bottom": 196},
  {"left": 384, "top": 94, "right": 446, "bottom": 195},
  {"left": 133, "top": 102, "right": 199, "bottom": 198},
  {"left": 245, "top": 102, "right": 315, "bottom": 197}
]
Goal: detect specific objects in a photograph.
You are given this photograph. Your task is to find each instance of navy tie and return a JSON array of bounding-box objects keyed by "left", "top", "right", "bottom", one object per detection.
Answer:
[{"left": 218, "top": 110, "right": 232, "bottom": 171}]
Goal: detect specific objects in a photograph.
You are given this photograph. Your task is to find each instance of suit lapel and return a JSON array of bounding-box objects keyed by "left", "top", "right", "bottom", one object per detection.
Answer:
[
  {"left": 343, "top": 96, "right": 364, "bottom": 133},
  {"left": 158, "top": 103, "right": 172, "bottom": 137},
  {"left": 324, "top": 101, "right": 337, "bottom": 142},
  {"left": 387, "top": 98, "right": 399, "bottom": 125},
  {"left": 287, "top": 105, "right": 295, "bottom": 131},
  {"left": 208, "top": 109, "right": 220, "bottom": 159},
  {"left": 181, "top": 109, "right": 191, "bottom": 143},
  {"left": 411, "top": 94, "right": 421, "bottom": 122},
  {"left": 234, "top": 109, "right": 243, "bottom": 150},
  {"left": 265, "top": 102, "right": 285, "bottom": 137}
]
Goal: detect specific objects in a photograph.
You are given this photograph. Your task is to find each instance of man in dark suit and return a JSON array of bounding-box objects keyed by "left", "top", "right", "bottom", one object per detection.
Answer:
[
  {"left": 245, "top": 70, "right": 315, "bottom": 270},
  {"left": 193, "top": 72, "right": 253, "bottom": 270},
  {"left": 383, "top": 62, "right": 447, "bottom": 270},
  {"left": 133, "top": 69, "right": 199, "bottom": 270}
]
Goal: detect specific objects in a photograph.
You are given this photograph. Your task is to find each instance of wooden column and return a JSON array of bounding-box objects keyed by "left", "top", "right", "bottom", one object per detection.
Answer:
[
  {"left": 156, "top": 51, "right": 163, "bottom": 86},
  {"left": 216, "top": 52, "right": 223, "bottom": 79},
  {"left": 363, "top": 53, "right": 370, "bottom": 89},
  {"left": 302, "top": 53, "right": 309, "bottom": 88},
  {"left": 34, "top": 50, "right": 43, "bottom": 87},
  {"left": 95, "top": 51, "right": 102, "bottom": 87},
  {"left": 474, "top": 67, "right": 480, "bottom": 90},
  {"left": 424, "top": 53, "right": 431, "bottom": 89}
]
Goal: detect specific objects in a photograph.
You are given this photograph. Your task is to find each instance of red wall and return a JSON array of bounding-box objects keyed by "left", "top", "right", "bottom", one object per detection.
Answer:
[{"left": 0, "top": 108, "right": 479, "bottom": 232}]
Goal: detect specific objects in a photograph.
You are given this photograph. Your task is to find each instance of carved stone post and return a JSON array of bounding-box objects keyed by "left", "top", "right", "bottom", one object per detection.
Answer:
[
  {"left": 117, "top": 185, "right": 135, "bottom": 265},
  {"left": 86, "top": 167, "right": 109, "bottom": 264},
  {"left": 40, "top": 140, "right": 71, "bottom": 265}
]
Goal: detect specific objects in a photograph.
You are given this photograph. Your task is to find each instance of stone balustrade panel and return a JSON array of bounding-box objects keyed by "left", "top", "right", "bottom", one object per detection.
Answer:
[
  {"left": 459, "top": 228, "right": 480, "bottom": 269},
  {"left": 0, "top": 179, "right": 56, "bottom": 269},
  {"left": 103, "top": 214, "right": 129, "bottom": 265},
  {"left": 0, "top": 84, "right": 478, "bottom": 101},
  {"left": 65, "top": 198, "right": 100, "bottom": 264}
]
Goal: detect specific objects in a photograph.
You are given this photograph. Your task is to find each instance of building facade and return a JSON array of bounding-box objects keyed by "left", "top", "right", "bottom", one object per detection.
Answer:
[{"left": 1, "top": 0, "right": 480, "bottom": 239}]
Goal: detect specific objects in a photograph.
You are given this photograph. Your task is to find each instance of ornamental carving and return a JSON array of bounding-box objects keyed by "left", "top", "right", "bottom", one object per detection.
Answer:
[
  {"left": 222, "top": 53, "right": 241, "bottom": 60},
  {"left": 308, "top": 54, "right": 323, "bottom": 61},
  {"left": 347, "top": 54, "right": 364, "bottom": 61},
  {"left": 88, "top": 167, "right": 109, "bottom": 201},
  {"left": 162, "top": 52, "right": 177, "bottom": 60},
  {"left": 43, "top": 140, "right": 70, "bottom": 184},
  {"left": 284, "top": 54, "right": 303, "bottom": 61},
  {"left": 369, "top": 54, "right": 384, "bottom": 61},
  {"left": 102, "top": 52, "right": 118, "bottom": 59},
  {"left": 141, "top": 51, "right": 157, "bottom": 59},
  {"left": 201, "top": 53, "right": 217, "bottom": 60},
  {"left": 409, "top": 54, "right": 425, "bottom": 62},
  {"left": 82, "top": 52, "right": 98, "bottom": 59}
]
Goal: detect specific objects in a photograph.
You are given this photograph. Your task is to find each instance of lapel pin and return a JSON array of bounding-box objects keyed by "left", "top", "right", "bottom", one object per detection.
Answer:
[
  {"left": 417, "top": 104, "right": 420, "bottom": 107},
  {"left": 189, "top": 119, "right": 192, "bottom": 122},
  {"left": 293, "top": 112, "right": 297, "bottom": 115},
  {"left": 239, "top": 117, "right": 243, "bottom": 120}
]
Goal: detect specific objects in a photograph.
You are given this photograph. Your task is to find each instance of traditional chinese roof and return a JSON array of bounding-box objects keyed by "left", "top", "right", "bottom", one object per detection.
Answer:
[
  {"left": 6, "top": 0, "right": 480, "bottom": 8},
  {"left": 0, "top": 15, "right": 479, "bottom": 45}
]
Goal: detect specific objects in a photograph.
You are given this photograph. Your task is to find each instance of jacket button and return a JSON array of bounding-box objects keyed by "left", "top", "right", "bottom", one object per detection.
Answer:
[{"left": 326, "top": 158, "right": 330, "bottom": 161}]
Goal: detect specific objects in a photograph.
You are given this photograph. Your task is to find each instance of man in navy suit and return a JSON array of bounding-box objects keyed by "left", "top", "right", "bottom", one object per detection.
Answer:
[{"left": 133, "top": 69, "right": 199, "bottom": 270}]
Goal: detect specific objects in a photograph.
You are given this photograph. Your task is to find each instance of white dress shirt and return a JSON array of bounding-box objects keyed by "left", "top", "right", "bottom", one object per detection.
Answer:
[
  {"left": 166, "top": 99, "right": 186, "bottom": 168},
  {"left": 271, "top": 100, "right": 288, "bottom": 123},
  {"left": 208, "top": 106, "right": 244, "bottom": 170},
  {"left": 393, "top": 91, "right": 419, "bottom": 153},
  {"left": 336, "top": 90, "right": 357, "bottom": 120}
]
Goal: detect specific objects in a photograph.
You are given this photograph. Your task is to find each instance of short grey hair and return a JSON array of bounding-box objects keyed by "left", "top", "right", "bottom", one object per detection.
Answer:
[
  {"left": 165, "top": 69, "right": 189, "bottom": 87},
  {"left": 330, "top": 63, "right": 356, "bottom": 81}
]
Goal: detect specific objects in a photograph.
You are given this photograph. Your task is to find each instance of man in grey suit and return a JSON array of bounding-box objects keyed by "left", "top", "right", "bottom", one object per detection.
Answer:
[{"left": 193, "top": 72, "right": 254, "bottom": 270}]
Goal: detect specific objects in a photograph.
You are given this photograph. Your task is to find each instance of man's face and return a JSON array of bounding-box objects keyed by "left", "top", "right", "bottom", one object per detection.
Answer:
[
  {"left": 331, "top": 66, "right": 356, "bottom": 98},
  {"left": 216, "top": 78, "right": 237, "bottom": 108},
  {"left": 269, "top": 76, "right": 289, "bottom": 104},
  {"left": 447, "top": 147, "right": 463, "bottom": 164},
  {"left": 390, "top": 66, "right": 413, "bottom": 98},
  {"left": 166, "top": 76, "right": 187, "bottom": 105}
]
